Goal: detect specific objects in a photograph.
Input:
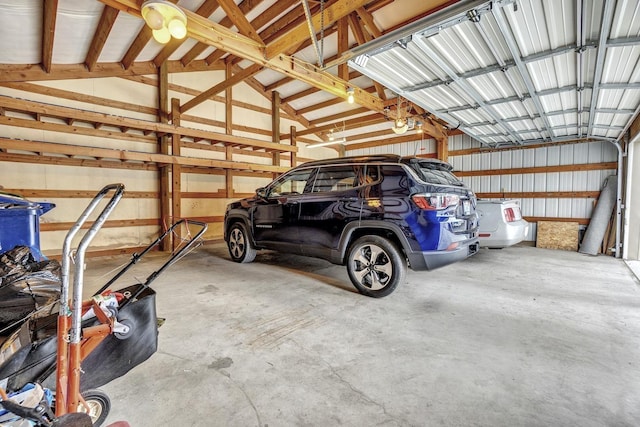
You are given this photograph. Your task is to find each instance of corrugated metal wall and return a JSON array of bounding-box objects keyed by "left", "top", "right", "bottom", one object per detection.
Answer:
[{"left": 348, "top": 134, "right": 618, "bottom": 242}]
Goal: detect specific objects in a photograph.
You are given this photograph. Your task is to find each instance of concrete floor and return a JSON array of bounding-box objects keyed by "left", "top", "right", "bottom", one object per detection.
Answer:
[{"left": 76, "top": 242, "right": 640, "bottom": 426}]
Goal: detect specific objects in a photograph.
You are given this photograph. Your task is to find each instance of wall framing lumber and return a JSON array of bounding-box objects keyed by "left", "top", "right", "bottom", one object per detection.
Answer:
[{"left": 0, "top": 138, "right": 290, "bottom": 173}]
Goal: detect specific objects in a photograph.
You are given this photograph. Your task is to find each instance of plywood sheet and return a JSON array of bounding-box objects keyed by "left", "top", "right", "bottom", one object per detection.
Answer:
[{"left": 536, "top": 221, "right": 579, "bottom": 251}]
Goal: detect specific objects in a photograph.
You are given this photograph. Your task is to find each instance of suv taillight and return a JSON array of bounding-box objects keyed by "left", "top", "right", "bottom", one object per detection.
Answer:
[
  {"left": 504, "top": 207, "right": 516, "bottom": 222},
  {"left": 412, "top": 194, "right": 460, "bottom": 210}
]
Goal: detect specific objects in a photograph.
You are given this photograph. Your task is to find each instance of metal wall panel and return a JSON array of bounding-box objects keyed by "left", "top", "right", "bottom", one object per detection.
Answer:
[{"left": 345, "top": 131, "right": 617, "bottom": 242}]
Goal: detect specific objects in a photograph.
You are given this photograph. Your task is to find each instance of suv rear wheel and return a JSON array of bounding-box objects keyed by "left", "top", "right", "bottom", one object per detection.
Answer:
[
  {"left": 347, "top": 236, "right": 406, "bottom": 297},
  {"left": 228, "top": 222, "right": 257, "bottom": 263}
]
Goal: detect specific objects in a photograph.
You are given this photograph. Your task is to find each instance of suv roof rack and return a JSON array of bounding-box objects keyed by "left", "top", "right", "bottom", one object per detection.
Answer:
[{"left": 300, "top": 154, "right": 402, "bottom": 167}]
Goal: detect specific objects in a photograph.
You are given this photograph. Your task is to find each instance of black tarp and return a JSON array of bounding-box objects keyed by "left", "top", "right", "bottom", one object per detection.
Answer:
[{"left": 0, "top": 246, "right": 61, "bottom": 333}]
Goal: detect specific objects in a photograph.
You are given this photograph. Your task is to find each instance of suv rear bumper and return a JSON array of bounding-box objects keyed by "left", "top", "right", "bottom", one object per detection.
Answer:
[{"left": 408, "top": 238, "right": 480, "bottom": 271}]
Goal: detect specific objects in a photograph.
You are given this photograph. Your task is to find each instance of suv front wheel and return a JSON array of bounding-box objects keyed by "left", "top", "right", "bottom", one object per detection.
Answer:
[
  {"left": 228, "top": 222, "right": 257, "bottom": 263},
  {"left": 347, "top": 236, "right": 406, "bottom": 297}
]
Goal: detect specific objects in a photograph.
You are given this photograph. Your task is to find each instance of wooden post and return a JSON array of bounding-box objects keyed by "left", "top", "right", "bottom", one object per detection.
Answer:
[
  {"left": 272, "top": 90, "right": 281, "bottom": 178},
  {"left": 171, "top": 97, "right": 182, "bottom": 250},
  {"left": 436, "top": 135, "right": 449, "bottom": 163},
  {"left": 290, "top": 126, "right": 297, "bottom": 168},
  {"left": 225, "top": 60, "right": 233, "bottom": 198},
  {"left": 158, "top": 62, "right": 171, "bottom": 251}
]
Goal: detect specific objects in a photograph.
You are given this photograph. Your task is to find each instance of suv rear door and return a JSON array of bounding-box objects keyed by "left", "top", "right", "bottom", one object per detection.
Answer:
[{"left": 297, "top": 164, "right": 363, "bottom": 258}]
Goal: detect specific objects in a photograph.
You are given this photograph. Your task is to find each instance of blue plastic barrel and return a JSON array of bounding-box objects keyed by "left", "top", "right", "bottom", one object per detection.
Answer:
[{"left": 0, "top": 193, "right": 55, "bottom": 259}]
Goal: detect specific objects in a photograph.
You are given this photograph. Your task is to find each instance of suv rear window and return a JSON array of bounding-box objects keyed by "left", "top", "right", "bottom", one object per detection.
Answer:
[
  {"left": 411, "top": 161, "right": 464, "bottom": 186},
  {"left": 311, "top": 165, "right": 379, "bottom": 193}
]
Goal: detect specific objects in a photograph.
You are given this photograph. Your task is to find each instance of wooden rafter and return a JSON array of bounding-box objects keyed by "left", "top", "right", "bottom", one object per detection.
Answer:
[
  {"left": 42, "top": 0, "right": 58, "bottom": 73},
  {"left": 153, "top": 0, "right": 221, "bottom": 67},
  {"left": 349, "top": 12, "right": 386, "bottom": 100},
  {"left": 217, "top": 0, "right": 263, "bottom": 44},
  {"left": 230, "top": 64, "right": 310, "bottom": 128},
  {"left": 180, "top": 63, "right": 263, "bottom": 114},
  {"left": 85, "top": 6, "right": 119, "bottom": 71},
  {"left": 265, "top": 0, "right": 372, "bottom": 59},
  {"left": 121, "top": 26, "right": 153, "bottom": 70},
  {"left": 182, "top": 0, "right": 282, "bottom": 67},
  {"left": 101, "top": 0, "right": 384, "bottom": 114},
  {"left": 204, "top": 0, "right": 296, "bottom": 65}
]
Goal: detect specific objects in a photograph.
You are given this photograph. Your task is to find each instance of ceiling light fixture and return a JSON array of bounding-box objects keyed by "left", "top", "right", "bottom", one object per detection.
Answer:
[
  {"left": 390, "top": 95, "right": 410, "bottom": 134},
  {"left": 307, "top": 138, "right": 346, "bottom": 149},
  {"left": 392, "top": 118, "right": 408, "bottom": 134},
  {"left": 141, "top": 1, "right": 187, "bottom": 44},
  {"left": 346, "top": 87, "right": 355, "bottom": 104}
]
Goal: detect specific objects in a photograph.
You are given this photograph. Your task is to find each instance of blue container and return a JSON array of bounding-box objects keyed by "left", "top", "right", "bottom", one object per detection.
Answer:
[{"left": 0, "top": 194, "right": 55, "bottom": 258}]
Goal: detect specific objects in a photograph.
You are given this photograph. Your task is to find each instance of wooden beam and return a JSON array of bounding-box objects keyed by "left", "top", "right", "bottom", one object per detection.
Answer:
[
  {"left": 282, "top": 70, "right": 360, "bottom": 103},
  {"left": 523, "top": 216, "right": 590, "bottom": 226},
  {"left": 42, "top": 0, "right": 58, "bottom": 74},
  {"left": 337, "top": 17, "right": 350, "bottom": 81},
  {"left": 355, "top": 6, "right": 382, "bottom": 37},
  {"left": 0, "top": 138, "right": 291, "bottom": 173},
  {"left": 477, "top": 191, "right": 601, "bottom": 199},
  {"left": 0, "top": 115, "right": 157, "bottom": 145},
  {"left": 257, "top": 0, "right": 308, "bottom": 44},
  {"left": 350, "top": 11, "right": 386, "bottom": 100},
  {"left": 454, "top": 163, "right": 618, "bottom": 177},
  {"left": 85, "top": 6, "right": 119, "bottom": 71},
  {"left": 309, "top": 107, "right": 370, "bottom": 125},
  {"left": 153, "top": 0, "right": 221, "bottom": 67},
  {"left": 0, "top": 96, "right": 297, "bottom": 153},
  {"left": 0, "top": 151, "right": 158, "bottom": 171},
  {"left": 230, "top": 63, "right": 311, "bottom": 128},
  {"left": 3, "top": 189, "right": 158, "bottom": 199},
  {"left": 0, "top": 82, "right": 156, "bottom": 116},
  {"left": 294, "top": 113, "right": 385, "bottom": 137},
  {"left": 101, "top": 0, "right": 387, "bottom": 113},
  {"left": 265, "top": 0, "right": 371, "bottom": 59},
  {"left": 180, "top": 63, "right": 263, "bottom": 114},
  {"left": 182, "top": 0, "right": 276, "bottom": 67},
  {"left": 121, "top": 25, "right": 153, "bottom": 70},
  {"left": 0, "top": 61, "right": 225, "bottom": 83},
  {"left": 217, "top": 0, "right": 263, "bottom": 44}
]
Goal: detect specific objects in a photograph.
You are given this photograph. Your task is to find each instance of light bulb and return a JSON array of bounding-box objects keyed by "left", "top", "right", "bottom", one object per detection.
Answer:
[
  {"left": 142, "top": 6, "right": 164, "bottom": 30},
  {"left": 168, "top": 18, "right": 187, "bottom": 39},
  {"left": 346, "top": 88, "right": 354, "bottom": 104},
  {"left": 152, "top": 27, "right": 171, "bottom": 44}
]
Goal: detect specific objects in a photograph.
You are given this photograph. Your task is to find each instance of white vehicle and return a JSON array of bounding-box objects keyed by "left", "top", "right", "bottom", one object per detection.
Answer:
[{"left": 477, "top": 199, "right": 529, "bottom": 248}]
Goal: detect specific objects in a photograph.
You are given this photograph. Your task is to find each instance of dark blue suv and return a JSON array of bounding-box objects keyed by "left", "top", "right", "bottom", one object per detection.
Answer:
[{"left": 224, "top": 154, "right": 479, "bottom": 297}]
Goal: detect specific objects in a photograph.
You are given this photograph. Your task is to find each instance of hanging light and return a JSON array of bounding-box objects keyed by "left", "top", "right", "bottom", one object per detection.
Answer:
[
  {"left": 392, "top": 118, "right": 408, "bottom": 134},
  {"left": 308, "top": 129, "right": 346, "bottom": 148},
  {"left": 346, "top": 87, "right": 355, "bottom": 104},
  {"left": 391, "top": 95, "right": 409, "bottom": 134},
  {"left": 141, "top": 1, "right": 188, "bottom": 44}
]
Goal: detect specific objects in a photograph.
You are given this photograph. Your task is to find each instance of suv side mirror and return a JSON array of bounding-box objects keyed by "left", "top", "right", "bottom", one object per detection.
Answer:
[{"left": 256, "top": 187, "right": 267, "bottom": 198}]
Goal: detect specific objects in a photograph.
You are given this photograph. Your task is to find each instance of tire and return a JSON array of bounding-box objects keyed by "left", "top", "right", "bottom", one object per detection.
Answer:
[
  {"left": 227, "top": 222, "right": 257, "bottom": 263},
  {"left": 346, "top": 236, "right": 406, "bottom": 298},
  {"left": 79, "top": 389, "right": 111, "bottom": 427}
]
